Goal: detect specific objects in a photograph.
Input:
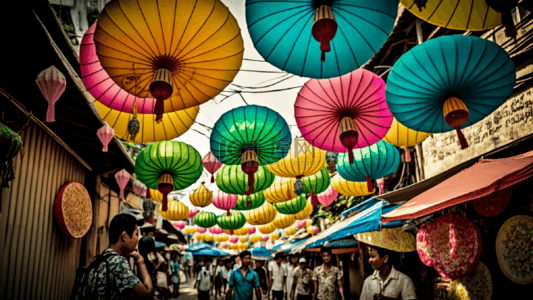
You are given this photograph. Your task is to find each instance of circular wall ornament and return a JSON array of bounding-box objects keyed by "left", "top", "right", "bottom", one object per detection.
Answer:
[
  {"left": 54, "top": 182, "right": 93, "bottom": 239},
  {"left": 496, "top": 215, "right": 533, "bottom": 285},
  {"left": 449, "top": 261, "right": 493, "bottom": 300}
]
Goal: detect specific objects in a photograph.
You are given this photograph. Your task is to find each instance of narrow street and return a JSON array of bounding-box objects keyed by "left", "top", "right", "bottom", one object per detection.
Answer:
[{"left": 170, "top": 275, "right": 268, "bottom": 300}]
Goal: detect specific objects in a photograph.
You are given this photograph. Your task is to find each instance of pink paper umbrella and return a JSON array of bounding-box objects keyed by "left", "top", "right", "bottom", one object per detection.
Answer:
[
  {"left": 262, "top": 235, "right": 269, "bottom": 241},
  {"left": 203, "top": 152, "right": 223, "bottom": 183},
  {"left": 295, "top": 69, "right": 393, "bottom": 163},
  {"left": 317, "top": 185, "right": 338, "bottom": 208},
  {"left": 189, "top": 208, "right": 200, "bottom": 219},
  {"left": 174, "top": 221, "right": 186, "bottom": 230},
  {"left": 115, "top": 169, "right": 130, "bottom": 200},
  {"left": 36, "top": 65, "right": 66, "bottom": 122},
  {"left": 248, "top": 227, "right": 256, "bottom": 234},
  {"left": 97, "top": 122, "right": 115, "bottom": 152},
  {"left": 209, "top": 225, "right": 225, "bottom": 235},
  {"left": 230, "top": 236, "right": 239, "bottom": 244},
  {"left": 213, "top": 191, "right": 237, "bottom": 216}
]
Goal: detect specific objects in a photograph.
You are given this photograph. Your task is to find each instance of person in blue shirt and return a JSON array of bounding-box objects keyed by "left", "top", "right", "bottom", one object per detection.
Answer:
[{"left": 226, "top": 250, "right": 262, "bottom": 300}]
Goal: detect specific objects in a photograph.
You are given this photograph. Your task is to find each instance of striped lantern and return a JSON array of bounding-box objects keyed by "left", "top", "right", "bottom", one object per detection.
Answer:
[
  {"left": 184, "top": 226, "right": 197, "bottom": 234},
  {"left": 273, "top": 214, "right": 296, "bottom": 229},
  {"left": 302, "top": 167, "right": 330, "bottom": 206},
  {"left": 248, "top": 227, "right": 256, "bottom": 234},
  {"left": 173, "top": 221, "right": 186, "bottom": 230},
  {"left": 213, "top": 190, "right": 238, "bottom": 215},
  {"left": 331, "top": 173, "right": 374, "bottom": 196},
  {"left": 274, "top": 194, "right": 307, "bottom": 215},
  {"left": 317, "top": 185, "right": 338, "bottom": 208},
  {"left": 264, "top": 177, "right": 299, "bottom": 204},
  {"left": 133, "top": 181, "right": 147, "bottom": 197},
  {"left": 195, "top": 233, "right": 204, "bottom": 241},
  {"left": 189, "top": 183, "right": 213, "bottom": 207},
  {"left": 270, "top": 231, "right": 280, "bottom": 241},
  {"left": 246, "top": 202, "right": 277, "bottom": 226},
  {"left": 262, "top": 235, "right": 269, "bottom": 241},
  {"left": 293, "top": 200, "right": 313, "bottom": 220},
  {"left": 197, "top": 227, "right": 207, "bottom": 234},
  {"left": 306, "top": 220, "right": 313, "bottom": 228},
  {"left": 97, "top": 122, "right": 115, "bottom": 152},
  {"left": 297, "top": 220, "right": 307, "bottom": 228},
  {"left": 284, "top": 226, "right": 297, "bottom": 236},
  {"left": 234, "top": 227, "right": 250, "bottom": 236},
  {"left": 307, "top": 226, "right": 320, "bottom": 235},
  {"left": 202, "top": 151, "right": 223, "bottom": 183},
  {"left": 312, "top": 5, "right": 337, "bottom": 62},
  {"left": 36, "top": 65, "right": 67, "bottom": 122},
  {"left": 443, "top": 97, "right": 470, "bottom": 149},
  {"left": 216, "top": 164, "right": 275, "bottom": 195},
  {"left": 209, "top": 225, "right": 225, "bottom": 235},
  {"left": 230, "top": 236, "right": 239, "bottom": 244},
  {"left": 231, "top": 244, "right": 240, "bottom": 250},
  {"left": 383, "top": 118, "right": 431, "bottom": 162},
  {"left": 258, "top": 223, "right": 277, "bottom": 234},
  {"left": 194, "top": 211, "right": 218, "bottom": 228},
  {"left": 159, "top": 200, "right": 189, "bottom": 221},
  {"left": 240, "top": 242, "right": 249, "bottom": 250},
  {"left": 239, "top": 237, "right": 248, "bottom": 243},
  {"left": 115, "top": 169, "right": 130, "bottom": 200},
  {"left": 217, "top": 211, "right": 247, "bottom": 232},
  {"left": 189, "top": 207, "right": 200, "bottom": 218},
  {"left": 235, "top": 192, "right": 266, "bottom": 210},
  {"left": 203, "top": 233, "right": 213, "bottom": 242}
]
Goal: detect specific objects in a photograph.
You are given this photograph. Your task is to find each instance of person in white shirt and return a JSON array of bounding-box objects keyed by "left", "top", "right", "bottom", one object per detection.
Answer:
[
  {"left": 285, "top": 254, "right": 299, "bottom": 300},
  {"left": 360, "top": 246, "right": 417, "bottom": 300},
  {"left": 195, "top": 259, "right": 213, "bottom": 300},
  {"left": 268, "top": 253, "right": 286, "bottom": 300}
]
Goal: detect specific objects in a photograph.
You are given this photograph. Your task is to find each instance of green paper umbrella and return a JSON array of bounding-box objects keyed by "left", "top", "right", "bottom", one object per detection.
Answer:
[
  {"left": 194, "top": 211, "right": 218, "bottom": 228},
  {"left": 216, "top": 164, "right": 275, "bottom": 195},
  {"left": 274, "top": 194, "right": 307, "bottom": 215},
  {"left": 235, "top": 192, "right": 266, "bottom": 210}
]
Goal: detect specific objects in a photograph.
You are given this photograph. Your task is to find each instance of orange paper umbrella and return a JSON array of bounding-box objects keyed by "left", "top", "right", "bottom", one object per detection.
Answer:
[{"left": 94, "top": 0, "right": 244, "bottom": 121}]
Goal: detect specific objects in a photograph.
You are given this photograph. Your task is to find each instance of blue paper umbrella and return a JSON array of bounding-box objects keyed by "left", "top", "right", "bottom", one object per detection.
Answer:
[
  {"left": 386, "top": 35, "right": 515, "bottom": 149},
  {"left": 245, "top": 0, "right": 398, "bottom": 79},
  {"left": 336, "top": 140, "right": 400, "bottom": 193}
]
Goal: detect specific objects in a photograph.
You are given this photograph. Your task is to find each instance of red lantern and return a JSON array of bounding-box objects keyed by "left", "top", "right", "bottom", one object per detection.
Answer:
[
  {"left": 311, "top": 5, "right": 337, "bottom": 62},
  {"left": 443, "top": 97, "right": 470, "bottom": 149},
  {"left": 97, "top": 122, "right": 115, "bottom": 152},
  {"left": 203, "top": 151, "right": 223, "bottom": 183},
  {"left": 36, "top": 65, "right": 66, "bottom": 122},
  {"left": 115, "top": 169, "right": 130, "bottom": 200}
]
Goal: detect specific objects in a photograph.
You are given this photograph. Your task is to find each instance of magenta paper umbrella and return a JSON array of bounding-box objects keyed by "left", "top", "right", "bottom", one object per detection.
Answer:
[
  {"left": 189, "top": 207, "right": 200, "bottom": 219},
  {"left": 203, "top": 152, "right": 223, "bottom": 183},
  {"left": 115, "top": 169, "right": 130, "bottom": 200},
  {"left": 317, "top": 185, "right": 338, "bottom": 208},
  {"left": 295, "top": 69, "right": 393, "bottom": 163},
  {"left": 213, "top": 191, "right": 238, "bottom": 216}
]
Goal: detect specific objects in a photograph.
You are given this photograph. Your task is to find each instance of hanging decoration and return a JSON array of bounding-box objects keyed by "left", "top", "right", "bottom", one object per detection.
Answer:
[
  {"left": 239, "top": 237, "right": 248, "bottom": 243},
  {"left": 249, "top": 227, "right": 256, "bottom": 234},
  {"left": 115, "top": 169, "right": 130, "bottom": 200},
  {"left": 297, "top": 220, "right": 307, "bottom": 229},
  {"left": 231, "top": 244, "right": 240, "bottom": 250},
  {"left": 203, "top": 233, "right": 213, "bottom": 242},
  {"left": 97, "top": 122, "right": 115, "bottom": 152},
  {"left": 383, "top": 118, "right": 431, "bottom": 162},
  {"left": 54, "top": 182, "right": 93, "bottom": 239},
  {"left": 250, "top": 234, "right": 262, "bottom": 244},
  {"left": 195, "top": 233, "right": 204, "bottom": 241},
  {"left": 331, "top": 173, "right": 374, "bottom": 197},
  {"left": 189, "top": 208, "right": 200, "bottom": 219},
  {"left": 234, "top": 227, "right": 250, "bottom": 236},
  {"left": 307, "top": 226, "right": 320, "bottom": 235},
  {"left": 184, "top": 226, "right": 197, "bottom": 234},
  {"left": 94, "top": 0, "right": 243, "bottom": 121},
  {"left": 194, "top": 211, "right": 218, "bottom": 228},
  {"left": 158, "top": 200, "right": 189, "bottom": 221},
  {"left": 449, "top": 261, "right": 493, "bottom": 300},
  {"left": 295, "top": 68, "right": 393, "bottom": 164},
  {"left": 293, "top": 200, "right": 313, "bottom": 220},
  {"left": 196, "top": 227, "right": 207, "bottom": 234},
  {"left": 213, "top": 190, "right": 238, "bottom": 215},
  {"left": 337, "top": 140, "right": 400, "bottom": 193},
  {"left": 274, "top": 195, "right": 307, "bottom": 215},
  {"left": 174, "top": 221, "right": 186, "bottom": 230},
  {"left": 217, "top": 211, "right": 247, "bottom": 233},
  {"left": 235, "top": 192, "right": 266, "bottom": 211},
  {"left": 306, "top": 220, "right": 313, "bottom": 228},
  {"left": 189, "top": 183, "right": 213, "bottom": 208},
  {"left": 272, "top": 214, "right": 296, "bottom": 229},
  {"left": 246, "top": 202, "right": 277, "bottom": 226},
  {"left": 203, "top": 152, "right": 223, "bottom": 183},
  {"left": 210, "top": 105, "right": 291, "bottom": 194},
  {"left": 386, "top": 35, "right": 515, "bottom": 150},
  {"left": 36, "top": 65, "right": 66, "bottom": 122},
  {"left": 317, "top": 185, "right": 338, "bottom": 208},
  {"left": 240, "top": 242, "right": 249, "bottom": 250},
  {"left": 209, "top": 225, "right": 225, "bottom": 235},
  {"left": 417, "top": 223, "right": 433, "bottom": 267},
  {"left": 270, "top": 231, "right": 280, "bottom": 241},
  {"left": 215, "top": 164, "right": 276, "bottom": 195},
  {"left": 135, "top": 141, "right": 203, "bottom": 211},
  {"left": 284, "top": 226, "right": 297, "bottom": 236},
  {"left": 133, "top": 181, "right": 147, "bottom": 197},
  {"left": 258, "top": 223, "right": 277, "bottom": 235},
  {"left": 472, "top": 187, "right": 513, "bottom": 217},
  {"left": 230, "top": 236, "right": 239, "bottom": 244},
  {"left": 262, "top": 235, "right": 269, "bottom": 242},
  {"left": 264, "top": 177, "right": 299, "bottom": 204},
  {"left": 302, "top": 167, "right": 331, "bottom": 206},
  {"left": 245, "top": 0, "right": 397, "bottom": 78},
  {"left": 0, "top": 122, "right": 22, "bottom": 188}
]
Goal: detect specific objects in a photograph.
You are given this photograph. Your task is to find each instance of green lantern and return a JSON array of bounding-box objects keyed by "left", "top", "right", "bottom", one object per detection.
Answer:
[
  {"left": 235, "top": 192, "right": 266, "bottom": 210},
  {"left": 0, "top": 122, "right": 22, "bottom": 188},
  {"left": 216, "top": 164, "right": 275, "bottom": 195},
  {"left": 274, "top": 194, "right": 307, "bottom": 215},
  {"left": 302, "top": 167, "right": 330, "bottom": 206},
  {"left": 135, "top": 141, "right": 203, "bottom": 211},
  {"left": 217, "top": 211, "right": 247, "bottom": 232},
  {"left": 194, "top": 211, "right": 217, "bottom": 228}
]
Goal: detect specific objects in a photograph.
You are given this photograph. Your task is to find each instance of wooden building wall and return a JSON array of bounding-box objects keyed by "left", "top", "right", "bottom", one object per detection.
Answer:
[{"left": 0, "top": 124, "right": 88, "bottom": 300}]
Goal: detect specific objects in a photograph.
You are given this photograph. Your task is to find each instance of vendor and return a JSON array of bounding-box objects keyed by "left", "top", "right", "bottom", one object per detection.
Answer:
[{"left": 360, "top": 246, "right": 417, "bottom": 300}]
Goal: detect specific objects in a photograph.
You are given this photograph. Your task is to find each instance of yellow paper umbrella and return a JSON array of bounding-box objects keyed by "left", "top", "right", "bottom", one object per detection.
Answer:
[
  {"left": 246, "top": 202, "right": 277, "bottom": 226},
  {"left": 94, "top": 0, "right": 244, "bottom": 120},
  {"left": 239, "top": 237, "right": 247, "bottom": 243},
  {"left": 189, "top": 183, "right": 213, "bottom": 207},
  {"left": 230, "top": 244, "right": 240, "bottom": 250},
  {"left": 258, "top": 223, "right": 277, "bottom": 235},
  {"left": 273, "top": 214, "right": 296, "bottom": 229},
  {"left": 158, "top": 200, "right": 189, "bottom": 221},
  {"left": 270, "top": 231, "right": 280, "bottom": 241},
  {"left": 293, "top": 199, "right": 313, "bottom": 220},
  {"left": 331, "top": 173, "right": 374, "bottom": 197},
  {"left": 401, "top": 0, "right": 501, "bottom": 31},
  {"left": 264, "top": 177, "right": 299, "bottom": 204},
  {"left": 383, "top": 118, "right": 431, "bottom": 162}
]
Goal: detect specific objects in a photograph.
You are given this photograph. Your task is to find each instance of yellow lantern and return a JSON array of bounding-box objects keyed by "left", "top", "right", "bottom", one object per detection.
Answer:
[
  {"left": 234, "top": 227, "right": 250, "bottom": 236},
  {"left": 220, "top": 234, "right": 229, "bottom": 242},
  {"left": 240, "top": 242, "right": 249, "bottom": 250},
  {"left": 264, "top": 177, "right": 298, "bottom": 204},
  {"left": 158, "top": 200, "right": 189, "bottom": 221},
  {"left": 383, "top": 118, "right": 431, "bottom": 162},
  {"left": 331, "top": 173, "right": 374, "bottom": 197},
  {"left": 273, "top": 214, "right": 296, "bottom": 229},
  {"left": 258, "top": 223, "right": 277, "bottom": 234},
  {"left": 267, "top": 138, "right": 326, "bottom": 178},
  {"left": 189, "top": 183, "right": 213, "bottom": 207},
  {"left": 306, "top": 220, "right": 313, "bottom": 228},
  {"left": 203, "top": 233, "right": 213, "bottom": 242},
  {"left": 270, "top": 231, "right": 280, "bottom": 240},
  {"left": 246, "top": 202, "right": 277, "bottom": 225},
  {"left": 307, "top": 226, "right": 319, "bottom": 235},
  {"left": 150, "top": 188, "right": 163, "bottom": 203},
  {"left": 195, "top": 233, "right": 204, "bottom": 241},
  {"left": 239, "top": 237, "right": 247, "bottom": 243},
  {"left": 184, "top": 225, "right": 197, "bottom": 234},
  {"left": 231, "top": 244, "right": 240, "bottom": 250},
  {"left": 293, "top": 199, "right": 313, "bottom": 220},
  {"left": 284, "top": 226, "right": 297, "bottom": 236},
  {"left": 250, "top": 234, "right": 261, "bottom": 243}
]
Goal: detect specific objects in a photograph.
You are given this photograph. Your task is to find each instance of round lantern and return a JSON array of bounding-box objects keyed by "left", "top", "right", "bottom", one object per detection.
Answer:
[
  {"left": 383, "top": 118, "right": 431, "bottom": 162},
  {"left": 213, "top": 190, "right": 238, "bottom": 215},
  {"left": 246, "top": 202, "right": 277, "bottom": 226},
  {"left": 301, "top": 167, "right": 330, "bottom": 205},
  {"left": 158, "top": 200, "right": 189, "bottom": 221},
  {"left": 217, "top": 211, "right": 247, "bottom": 232},
  {"left": 317, "top": 185, "right": 338, "bottom": 208},
  {"left": 472, "top": 187, "right": 513, "bottom": 217},
  {"left": 264, "top": 177, "right": 300, "bottom": 204},
  {"left": 337, "top": 140, "right": 400, "bottom": 193},
  {"left": 54, "top": 182, "right": 93, "bottom": 239},
  {"left": 249, "top": 234, "right": 259, "bottom": 243},
  {"left": 239, "top": 237, "right": 248, "bottom": 243},
  {"left": 297, "top": 220, "right": 307, "bottom": 228},
  {"left": 416, "top": 223, "right": 433, "bottom": 267},
  {"left": 184, "top": 226, "right": 197, "bottom": 234},
  {"left": 234, "top": 227, "right": 250, "bottom": 236},
  {"left": 216, "top": 164, "right": 275, "bottom": 195},
  {"left": 231, "top": 244, "right": 240, "bottom": 250},
  {"left": 307, "top": 226, "right": 319, "bottom": 235},
  {"left": 195, "top": 233, "right": 204, "bottom": 241},
  {"left": 230, "top": 236, "right": 239, "bottom": 244},
  {"left": 240, "top": 242, "right": 249, "bottom": 250},
  {"left": 173, "top": 221, "right": 186, "bottom": 230},
  {"left": 249, "top": 227, "right": 256, "bottom": 234},
  {"left": 496, "top": 215, "right": 533, "bottom": 285},
  {"left": 209, "top": 225, "right": 225, "bottom": 235},
  {"left": 135, "top": 141, "right": 203, "bottom": 211},
  {"left": 133, "top": 181, "right": 148, "bottom": 197},
  {"left": 273, "top": 214, "right": 296, "bottom": 229},
  {"left": 331, "top": 173, "right": 374, "bottom": 196},
  {"left": 293, "top": 200, "right": 313, "bottom": 220},
  {"left": 196, "top": 227, "right": 207, "bottom": 234},
  {"left": 274, "top": 195, "right": 307, "bottom": 215},
  {"left": 258, "top": 223, "right": 277, "bottom": 235},
  {"left": 449, "top": 261, "right": 493, "bottom": 300},
  {"left": 189, "top": 207, "right": 200, "bottom": 219},
  {"left": 262, "top": 235, "right": 269, "bottom": 242},
  {"left": 150, "top": 189, "right": 163, "bottom": 202},
  {"left": 194, "top": 211, "right": 218, "bottom": 228},
  {"left": 306, "top": 220, "right": 313, "bottom": 228},
  {"left": 190, "top": 183, "right": 213, "bottom": 207},
  {"left": 203, "top": 151, "right": 223, "bottom": 183},
  {"left": 235, "top": 192, "right": 266, "bottom": 210},
  {"left": 284, "top": 226, "right": 297, "bottom": 236},
  {"left": 203, "top": 233, "right": 213, "bottom": 242},
  {"left": 270, "top": 231, "right": 280, "bottom": 241}
]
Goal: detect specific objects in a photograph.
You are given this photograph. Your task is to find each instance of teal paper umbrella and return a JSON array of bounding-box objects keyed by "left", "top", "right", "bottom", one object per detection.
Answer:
[
  {"left": 216, "top": 165, "right": 275, "bottom": 195},
  {"left": 245, "top": 0, "right": 398, "bottom": 78},
  {"left": 210, "top": 105, "right": 291, "bottom": 194},
  {"left": 336, "top": 140, "right": 400, "bottom": 193},
  {"left": 135, "top": 141, "right": 203, "bottom": 211},
  {"left": 386, "top": 35, "right": 515, "bottom": 149}
]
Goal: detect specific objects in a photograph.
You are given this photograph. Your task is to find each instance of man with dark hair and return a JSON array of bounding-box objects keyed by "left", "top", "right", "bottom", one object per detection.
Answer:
[
  {"left": 286, "top": 254, "right": 299, "bottom": 300},
  {"left": 360, "top": 246, "right": 417, "bottom": 300},
  {"left": 76, "top": 213, "right": 154, "bottom": 299},
  {"left": 269, "top": 253, "right": 287, "bottom": 300},
  {"left": 312, "top": 248, "right": 344, "bottom": 300},
  {"left": 227, "top": 250, "right": 262, "bottom": 300}
]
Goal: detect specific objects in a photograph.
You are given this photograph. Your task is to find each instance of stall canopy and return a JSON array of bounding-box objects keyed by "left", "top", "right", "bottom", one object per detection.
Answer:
[
  {"left": 190, "top": 248, "right": 229, "bottom": 257},
  {"left": 187, "top": 242, "right": 213, "bottom": 252},
  {"left": 305, "top": 237, "right": 359, "bottom": 254},
  {"left": 382, "top": 150, "right": 533, "bottom": 222}
]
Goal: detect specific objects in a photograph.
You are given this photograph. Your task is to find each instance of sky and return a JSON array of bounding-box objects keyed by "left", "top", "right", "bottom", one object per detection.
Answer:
[{"left": 170, "top": 0, "right": 309, "bottom": 215}]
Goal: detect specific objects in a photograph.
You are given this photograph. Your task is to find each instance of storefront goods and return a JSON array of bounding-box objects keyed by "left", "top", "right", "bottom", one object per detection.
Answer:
[
  {"left": 449, "top": 261, "right": 493, "bottom": 300},
  {"left": 54, "top": 182, "right": 92, "bottom": 239}
]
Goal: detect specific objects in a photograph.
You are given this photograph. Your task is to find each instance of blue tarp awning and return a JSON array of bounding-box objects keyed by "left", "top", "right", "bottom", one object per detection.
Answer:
[
  {"left": 324, "top": 237, "right": 358, "bottom": 249},
  {"left": 187, "top": 242, "right": 212, "bottom": 252},
  {"left": 190, "top": 248, "right": 229, "bottom": 257},
  {"left": 252, "top": 247, "right": 272, "bottom": 259}
]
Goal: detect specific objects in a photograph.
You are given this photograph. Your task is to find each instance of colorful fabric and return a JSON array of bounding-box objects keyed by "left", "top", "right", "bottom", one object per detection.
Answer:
[
  {"left": 359, "top": 266, "right": 417, "bottom": 300},
  {"left": 449, "top": 261, "right": 492, "bottom": 300},
  {"left": 293, "top": 267, "right": 315, "bottom": 296},
  {"left": 495, "top": 215, "right": 533, "bottom": 285},
  {"left": 354, "top": 227, "right": 416, "bottom": 253},
  {"left": 312, "top": 264, "right": 342, "bottom": 300},
  {"left": 229, "top": 268, "right": 260, "bottom": 300}
]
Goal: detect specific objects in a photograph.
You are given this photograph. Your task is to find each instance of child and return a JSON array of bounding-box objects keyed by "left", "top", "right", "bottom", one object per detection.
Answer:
[
  {"left": 195, "top": 259, "right": 212, "bottom": 300},
  {"left": 170, "top": 251, "right": 180, "bottom": 297}
]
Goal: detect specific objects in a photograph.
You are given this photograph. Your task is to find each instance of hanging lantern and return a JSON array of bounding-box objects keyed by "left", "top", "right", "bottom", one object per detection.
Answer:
[
  {"left": 293, "top": 200, "right": 313, "bottom": 220},
  {"left": 35, "top": 65, "right": 66, "bottom": 122},
  {"left": 246, "top": 202, "right": 277, "bottom": 226},
  {"left": 264, "top": 177, "right": 299, "bottom": 204},
  {"left": 189, "top": 183, "right": 213, "bottom": 208},
  {"left": 174, "top": 221, "right": 186, "bottom": 230},
  {"left": 306, "top": 220, "right": 313, "bottom": 228},
  {"left": 239, "top": 237, "right": 248, "bottom": 243},
  {"left": 135, "top": 141, "right": 203, "bottom": 211},
  {"left": 285, "top": 226, "right": 297, "bottom": 236},
  {"left": 217, "top": 211, "right": 247, "bottom": 233},
  {"left": 114, "top": 169, "right": 130, "bottom": 200},
  {"left": 443, "top": 97, "right": 470, "bottom": 149},
  {"left": 307, "top": 226, "right": 320, "bottom": 235},
  {"left": 250, "top": 234, "right": 261, "bottom": 243},
  {"left": 127, "top": 102, "right": 141, "bottom": 142},
  {"left": 203, "top": 233, "right": 213, "bottom": 242},
  {"left": 317, "top": 185, "right": 338, "bottom": 208},
  {"left": 235, "top": 192, "right": 266, "bottom": 210},
  {"left": 302, "top": 167, "right": 330, "bottom": 206},
  {"left": 270, "top": 231, "right": 280, "bottom": 241},
  {"left": 97, "top": 122, "right": 115, "bottom": 152},
  {"left": 262, "top": 235, "right": 269, "bottom": 242},
  {"left": 195, "top": 233, "right": 204, "bottom": 241},
  {"left": 189, "top": 207, "right": 200, "bottom": 219},
  {"left": 159, "top": 200, "right": 189, "bottom": 221},
  {"left": 337, "top": 140, "right": 400, "bottom": 193},
  {"left": 240, "top": 242, "right": 249, "bottom": 250},
  {"left": 209, "top": 225, "right": 225, "bottom": 235},
  {"left": 472, "top": 187, "right": 513, "bottom": 217},
  {"left": 213, "top": 190, "right": 238, "bottom": 215},
  {"left": 230, "top": 236, "right": 239, "bottom": 244},
  {"left": 0, "top": 122, "right": 22, "bottom": 188},
  {"left": 378, "top": 178, "right": 385, "bottom": 195},
  {"left": 216, "top": 164, "right": 275, "bottom": 195},
  {"left": 249, "top": 227, "right": 256, "bottom": 234},
  {"left": 203, "top": 151, "right": 223, "bottom": 183},
  {"left": 258, "top": 223, "right": 277, "bottom": 235},
  {"left": 133, "top": 181, "right": 147, "bottom": 197},
  {"left": 273, "top": 214, "right": 296, "bottom": 229},
  {"left": 331, "top": 173, "right": 374, "bottom": 196},
  {"left": 231, "top": 244, "right": 240, "bottom": 250},
  {"left": 274, "top": 194, "right": 307, "bottom": 215},
  {"left": 184, "top": 226, "right": 197, "bottom": 234},
  {"left": 383, "top": 118, "right": 431, "bottom": 162},
  {"left": 196, "top": 227, "right": 207, "bottom": 234},
  {"left": 297, "top": 220, "right": 307, "bottom": 228},
  {"left": 194, "top": 211, "right": 218, "bottom": 228},
  {"left": 312, "top": 5, "right": 337, "bottom": 62}
]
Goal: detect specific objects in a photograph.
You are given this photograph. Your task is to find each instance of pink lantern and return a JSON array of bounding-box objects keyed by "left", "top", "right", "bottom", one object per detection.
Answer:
[
  {"left": 133, "top": 181, "right": 147, "bottom": 197},
  {"left": 174, "top": 221, "right": 186, "bottom": 230},
  {"left": 295, "top": 69, "right": 393, "bottom": 163},
  {"left": 209, "top": 225, "right": 225, "bottom": 235},
  {"left": 262, "top": 235, "right": 269, "bottom": 241},
  {"left": 416, "top": 223, "right": 433, "bottom": 267},
  {"left": 297, "top": 220, "right": 307, "bottom": 228},
  {"left": 378, "top": 178, "right": 385, "bottom": 195},
  {"left": 203, "top": 152, "right": 223, "bottom": 183},
  {"left": 189, "top": 207, "right": 200, "bottom": 219},
  {"left": 97, "top": 122, "right": 115, "bottom": 152},
  {"left": 115, "top": 169, "right": 130, "bottom": 200},
  {"left": 248, "top": 227, "right": 256, "bottom": 234},
  {"left": 36, "top": 65, "right": 66, "bottom": 122},
  {"left": 179, "top": 245, "right": 185, "bottom": 251},
  {"left": 317, "top": 185, "right": 338, "bottom": 208},
  {"left": 230, "top": 236, "right": 239, "bottom": 244},
  {"left": 197, "top": 227, "right": 207, "bottom": 234},
  {"left": 213, "top": 190, "right": 237, "bottom": 215}
]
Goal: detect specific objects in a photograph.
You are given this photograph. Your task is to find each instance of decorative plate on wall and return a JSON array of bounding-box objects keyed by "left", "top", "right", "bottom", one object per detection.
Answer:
[
  {"left": 496, "top": 215, "right": 533, "bottom": 285},
  {"left": 54, "top": 182, "right": 93, "bottom": 239},
  {"left": 449, "top": 261, "right": 493, "bottom": 300}
]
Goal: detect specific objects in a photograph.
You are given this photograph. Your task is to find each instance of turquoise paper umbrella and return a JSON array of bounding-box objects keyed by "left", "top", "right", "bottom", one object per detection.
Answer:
[
  {"left": 210, "top": 105, "right": 291, "bottom": 194},
  {"left": 336, "top": 140, "right": 400, "bottom": 193},
  {"left": 386, "top": 35, "right": 515, "bottom": 149},
  {"left": 246, "top": 0, "right": 398, "bottom": 78}
]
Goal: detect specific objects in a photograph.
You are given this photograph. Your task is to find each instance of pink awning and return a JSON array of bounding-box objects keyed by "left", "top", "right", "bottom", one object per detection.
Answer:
[{"left": 382, "top": 150, "right": 533, "bottom": 222}]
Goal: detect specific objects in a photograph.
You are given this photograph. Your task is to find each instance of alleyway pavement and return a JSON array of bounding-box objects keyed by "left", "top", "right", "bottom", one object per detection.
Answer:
[{"left": 168, "top": 275, "right": 268, "bottom": 300}]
